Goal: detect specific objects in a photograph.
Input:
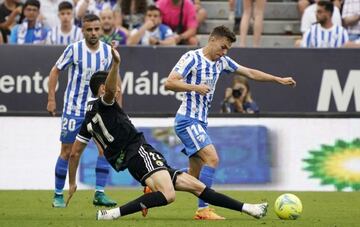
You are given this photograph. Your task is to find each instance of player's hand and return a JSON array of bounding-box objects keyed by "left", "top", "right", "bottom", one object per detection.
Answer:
[
  {"left": 196, "top": 84, "right": 211, "bottom": 96},
  {"left": 279, "top": 77, "right": 296, "bottom": 87},
  {"left": 47, "top": 100, "right": 56, "bottom": 116},
  {"left": 66, "top": 183, "right": 77, "bottom": 207},
  {"left": 111, "top": 44, "right": 121, "bottom": 64}
]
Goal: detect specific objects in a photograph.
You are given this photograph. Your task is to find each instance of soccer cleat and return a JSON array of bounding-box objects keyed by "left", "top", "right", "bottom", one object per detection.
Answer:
[
  {"left": 93, "top": 191, "right": 117, "bottom": 207},
  {"left": 52, "top": 193, "right": 66, "bottom": 208},
  {"left": 140, "top": 202, "right": 148, "bottom": 217},
  {"left": 96, "top": 209, "right": 118, "bottom": 220},
  {"left": 242, "top": 202, "right": 268, "bottom": 219},
  {"left": 194, "top": 207, "right": 225, "bottom": 220},
  {"left": 143, "top": 186, "right": 152, "bottom": 194}
]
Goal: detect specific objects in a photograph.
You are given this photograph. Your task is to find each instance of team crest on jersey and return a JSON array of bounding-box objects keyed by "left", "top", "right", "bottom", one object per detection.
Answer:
[
  {"left": 216, "top": 61, "right": 222, "bottom": 71},
  {"left": 178, "top": 58, "right": 186, "bottom": 68},
  {"left": 101, "top": 58, "right": 108, "bottom": 66},
  {"left": 156, "top": 160, "right": 164, "bottom": 166}
]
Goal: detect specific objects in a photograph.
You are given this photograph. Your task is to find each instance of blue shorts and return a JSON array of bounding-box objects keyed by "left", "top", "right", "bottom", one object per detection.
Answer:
[
  {"left": 174, "top": 114, "right": 212, "bottom": 157},
  {"left": 60, "top": 113, "right": 84, "bottom": 143}
]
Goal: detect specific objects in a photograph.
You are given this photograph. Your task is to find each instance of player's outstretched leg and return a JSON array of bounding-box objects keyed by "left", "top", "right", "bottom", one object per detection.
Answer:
[
  {"left": 93, "top": 155, "right": 117, "bottom": 207},
  {"left": 96, "top": 191, "right": 168, "bottom": 220},
  {"left": 199, "top": 187, "right": 268, "bottom": 219},
  {"left": 176, "top": 173, "right": 268, "bottom": 219},
  {"left": 97, "top": 170, "right": 174, "bottom": 220},
  {"left": 52, "top": 155, "right": 69, "bottom": 208}
]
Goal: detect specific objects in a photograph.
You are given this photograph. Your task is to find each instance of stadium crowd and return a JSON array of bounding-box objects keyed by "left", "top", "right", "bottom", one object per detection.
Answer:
[{"left": 0, "top": 0, "right": 359, "bottom": 47}]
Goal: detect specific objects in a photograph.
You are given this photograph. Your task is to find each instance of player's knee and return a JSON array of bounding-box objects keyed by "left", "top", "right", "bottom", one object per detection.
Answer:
[
  {"left": 163, "top": 189, "right": 176, "bottom": 204},
  {"left": 206, "top": 156, "right": 219, "bottom": 167},
  {"left": 60, "top": 144, "right": 72, "bottom": 160}
]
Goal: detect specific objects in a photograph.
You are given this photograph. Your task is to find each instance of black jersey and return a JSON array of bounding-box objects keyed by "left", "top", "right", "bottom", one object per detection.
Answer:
[{"left": 77, "top": 97, "right": 146, "bottom": 171}]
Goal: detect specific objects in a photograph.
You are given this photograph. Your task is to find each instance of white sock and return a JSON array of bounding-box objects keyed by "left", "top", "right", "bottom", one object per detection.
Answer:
[
  {"left": 109, "top": 207, "right": 121, "bottom": 218},
  {"left": 242, "top": 203, "right": 252, "bottom": 213}
]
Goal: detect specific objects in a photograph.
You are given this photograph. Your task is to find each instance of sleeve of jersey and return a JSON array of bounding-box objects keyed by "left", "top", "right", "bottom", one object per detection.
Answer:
[
  {"left": 55, "top": 44, "right": 74, "bottom": 70},
  {"left": 222, "top": 56, "right": 240, "bottom": 74},
  {"left": 301, "top": 30, "right": 311, "bottom": 47},
  {"left": 76, "top": 122, "right": 92, "bottom": 144},
  {"left": 172, "top": 52, "right": 196, "bottom": 78},
  {"left": 105, "top": 45, "right": 113, "bottom": 71}
]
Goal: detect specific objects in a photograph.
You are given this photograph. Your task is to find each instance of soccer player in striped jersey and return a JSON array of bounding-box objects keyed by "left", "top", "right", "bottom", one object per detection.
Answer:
[
  {"left": 46, "top": 1, "right": 82, "bottom": 45},
  {"left": 302, "top": 0, "right": 349, "bottom": 48},
  {"left": 165, "top": 25, "right": 296, "bottom": 220},
  {"left": 47, "top": 14, "right": 117, "bottom": 208}
]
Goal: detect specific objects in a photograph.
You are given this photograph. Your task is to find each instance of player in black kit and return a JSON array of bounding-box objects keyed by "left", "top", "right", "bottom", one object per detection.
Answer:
[{"left": 66, "top": 46, "right": 268, "bottom": 221}]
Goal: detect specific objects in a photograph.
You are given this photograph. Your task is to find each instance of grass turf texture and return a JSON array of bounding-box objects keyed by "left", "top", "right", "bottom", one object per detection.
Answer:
[{"left": 1, "top": 190, "right": 359, "bottom": 227}]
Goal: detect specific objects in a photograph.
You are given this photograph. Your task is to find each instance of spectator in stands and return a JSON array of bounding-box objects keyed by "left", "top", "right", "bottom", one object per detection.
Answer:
[
  {"left": 300, "top": 0, "right": 341, "bottom": 34},
  {"left": 100, "top": 8, "right": 127, "bottom": 46},
  {"left": 301, "top": 0, "right": 348, "bottom": 47},
  {"left": 228, "top": 0, "right": 242, "bottom": 33},
  {"left": 39, "top": 0, "right": 74, "bottom": 28},
  {"left": 221, "top": 75, "right": 259, "bottom": 113},
  {"left": 9, "top": 0, "right": 49, "bottom": 44},
  {"left": 46, "top": 1, "right": 82, "bottom": 45},
  {"left": 193, "top": 0, "right": 207, "bottom": 25},
  {"left": 298, "top": 0, "right": 313, "bottom": 16},
  {"left": 239, "top": 0, "right": 266, "bottom": 47},
  {"left": 344, "top": 38, "right": 360, "bottom": 47},
  {"left": 127, "top": 5, "right": 175, "bottom": 45},
  {"left": 0, "top": 0, "right": 22, "bottom": 43},
  {"left": 76, "top": 0, "right": 115, "bottom": 21},
  {"left": 342, "top": 0, "right": 360, "bottom": 41},
  {"left": 156, "top": 0, "right": 198, "bottom": 45},
  {"left": 121, "top": 0, "right": 147, "bottom": 30}
]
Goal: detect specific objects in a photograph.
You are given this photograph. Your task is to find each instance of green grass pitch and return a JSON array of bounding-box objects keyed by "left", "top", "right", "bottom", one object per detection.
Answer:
[{"left": 1, "top": 190, "right": 359, "bottom": 227}]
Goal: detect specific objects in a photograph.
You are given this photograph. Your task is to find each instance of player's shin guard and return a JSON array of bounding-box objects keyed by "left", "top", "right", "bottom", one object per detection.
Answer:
[
  {"left": 119, "top": 191, "right": 168, "bottom": 217},
  {"left": 198, "top": 187, "right": 244, "bottom": 212},
  {"left": 198, "top": 165, "right": 215, "bottom": 208},
  {"left": 95, "top": 156, "right": 110, "bottom": 192},
  {"left": 54, "top": 157, "right": 68, "bottom": 194}
]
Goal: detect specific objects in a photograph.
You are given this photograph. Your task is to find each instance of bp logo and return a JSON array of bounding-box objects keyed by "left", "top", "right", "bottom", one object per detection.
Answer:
[{"left": 303, "top": 139, "right": 360, "bottom": 191}]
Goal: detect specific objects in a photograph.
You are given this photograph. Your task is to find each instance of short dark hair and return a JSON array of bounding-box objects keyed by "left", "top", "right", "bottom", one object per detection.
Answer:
[
  {"left": 210, "top": 25, "right": 236, "bottom": 43},
  {"left": 146, "top": 5, "right": 160, "bottom": 13},
  {"left": 90, "top": 71, "right": 108, "bottom": 95},
  {"left": 82, "top": 14, "right": 100, "bottom": 24},
  {"left": 24, "top": 0, "right": 40, "bottom": 10},
  {"left": 58, "top": 1, "right": 73, "bottom": 11},
  {"left": 317, "top": 0, "right": 334, "bottom": 14}
]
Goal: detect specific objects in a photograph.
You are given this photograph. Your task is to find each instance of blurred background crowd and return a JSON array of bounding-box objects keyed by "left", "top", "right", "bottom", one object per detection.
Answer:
[{"left": 0, "top": 0, "right": 358, "bottom": 47}]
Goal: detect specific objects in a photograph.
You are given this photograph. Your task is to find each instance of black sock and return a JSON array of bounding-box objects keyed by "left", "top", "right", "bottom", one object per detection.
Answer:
[
  {"left": 198, "top": 187, "right": 244, "bottom": 212},
  {"left": 119, "top": 191, "right": 168, "bottom": 216}
]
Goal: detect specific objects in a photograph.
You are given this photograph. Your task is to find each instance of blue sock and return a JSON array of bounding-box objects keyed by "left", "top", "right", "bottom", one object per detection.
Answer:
[
  {"left": 95, "top": 156, "right": 110, "bottom": 192},
  {"left": 55, "top": 157, "right": 68, "bottom": 195},
  {"left": 198, "top": 165, "right": 216, "bottom": 209}
]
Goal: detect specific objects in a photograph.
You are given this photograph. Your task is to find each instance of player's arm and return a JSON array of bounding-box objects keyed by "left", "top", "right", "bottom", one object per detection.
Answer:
[
  {"left": 47, "top": 66, "right": 61, "bottom": 116},
  {"left": 164, "top": 72, "right": 210, "bottom": 96},
  {"left": 103, "top": 47, "right": 121, "bottom": 104},
  {"left": 235, "top": 66, "right": 296, "bottom": 87}
]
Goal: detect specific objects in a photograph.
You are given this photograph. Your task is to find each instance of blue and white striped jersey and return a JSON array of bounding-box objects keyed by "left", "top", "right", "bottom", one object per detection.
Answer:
[
  {"left": 173, "top": 48, "right": 241, "bottom": 122},
  {"left": 47, "top": 25, "right": 83, "bottom": 45},
  {"left": 56, "top": 39, "right": 113, "bottom": 117},
  {"left": 302, "top": 23, "right": 349, "bottom": 48}
]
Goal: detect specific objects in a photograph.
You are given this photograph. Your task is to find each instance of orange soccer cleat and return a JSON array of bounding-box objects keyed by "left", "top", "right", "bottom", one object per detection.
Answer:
[{"left": 193, "top": 207, "right": 225, "bottom": 220}]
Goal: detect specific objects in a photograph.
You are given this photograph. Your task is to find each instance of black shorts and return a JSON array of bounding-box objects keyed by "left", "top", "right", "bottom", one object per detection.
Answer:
[{"left": 127, "top": 144, "right": 182, "bottom": 186}]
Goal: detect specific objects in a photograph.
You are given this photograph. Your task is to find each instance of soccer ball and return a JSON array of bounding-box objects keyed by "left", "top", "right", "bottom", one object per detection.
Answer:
[{"left": 274, "top": 193, "right": 303, "bottom": 220}]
